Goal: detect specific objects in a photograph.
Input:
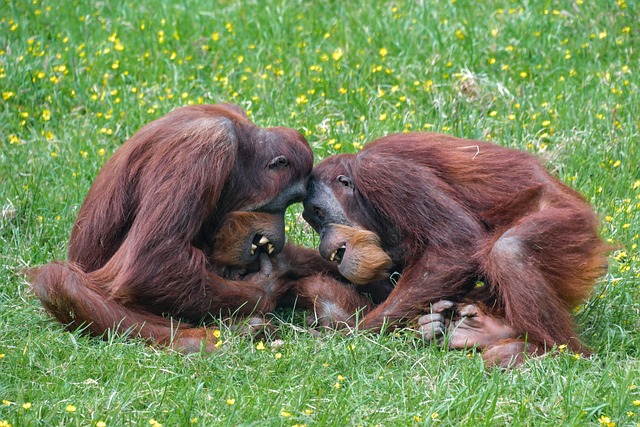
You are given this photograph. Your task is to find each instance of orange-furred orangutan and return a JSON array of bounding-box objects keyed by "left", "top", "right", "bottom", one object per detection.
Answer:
[
  {"left": 28, "top": 104, "right": 321, "bottom": 352},
  {"left": 303, "top": 132, "right": 609, "bottom": 368}
]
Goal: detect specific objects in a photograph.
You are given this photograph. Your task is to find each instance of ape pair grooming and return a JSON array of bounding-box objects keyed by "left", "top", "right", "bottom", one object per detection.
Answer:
[{"left": 28, "top": 105, "right": 608, "bottom": 367}]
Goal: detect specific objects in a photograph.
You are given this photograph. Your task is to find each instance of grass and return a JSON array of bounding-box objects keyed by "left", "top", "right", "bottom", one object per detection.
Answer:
[{"left": 1, "top": 0, "right": 639, "bottom": 425}]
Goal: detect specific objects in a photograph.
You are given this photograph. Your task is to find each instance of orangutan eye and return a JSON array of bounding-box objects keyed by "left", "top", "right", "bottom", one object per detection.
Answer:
[
  {"left": 268, "top": 155, "right": 289, "bottom": 169},
  {"left": 336, "top": 175, "right": 353, "bottom": 188}
]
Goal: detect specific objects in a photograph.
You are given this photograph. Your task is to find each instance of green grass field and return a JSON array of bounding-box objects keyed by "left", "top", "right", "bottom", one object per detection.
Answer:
[{"left": 1, "top": 0, "right": 639, "bottom": 425}]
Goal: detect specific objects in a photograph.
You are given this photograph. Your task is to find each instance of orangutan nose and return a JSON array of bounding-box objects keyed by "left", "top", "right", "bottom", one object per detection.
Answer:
[{"left": 302, "top": 202, "right": 324, "bottom": 232}]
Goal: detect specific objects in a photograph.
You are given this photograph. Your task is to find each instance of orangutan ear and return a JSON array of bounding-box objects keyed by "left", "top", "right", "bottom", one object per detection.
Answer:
[{"left": 336, "top": 175, "right": 354, "bottom": 190}]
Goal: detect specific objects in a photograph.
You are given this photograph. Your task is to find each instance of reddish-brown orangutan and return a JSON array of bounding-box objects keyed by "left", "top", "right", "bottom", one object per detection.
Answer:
[
  {"left": 303, "top": 132, "right": 609, "bottom": 368},
  {"left": 28, "top": 104, "right": 320, "bottom": 353}
]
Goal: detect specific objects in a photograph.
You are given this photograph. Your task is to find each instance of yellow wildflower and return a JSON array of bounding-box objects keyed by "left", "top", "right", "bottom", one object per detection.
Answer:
[{"left": 598, "top": 415, "right": 615, "bottom": 427}]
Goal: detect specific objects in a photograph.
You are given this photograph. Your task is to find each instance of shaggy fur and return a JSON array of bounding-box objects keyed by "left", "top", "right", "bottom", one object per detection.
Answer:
[
  {"left": 303, "top": 132, "right": 609, "bottom": 367},
  {"left": 28, "top": 104, "right": 316, "bottom": 352}
]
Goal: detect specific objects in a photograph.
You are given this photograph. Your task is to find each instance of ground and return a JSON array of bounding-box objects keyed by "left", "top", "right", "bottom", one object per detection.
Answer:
[{"left": 1, "top": 0, "right": 639, "bottom": 425}]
